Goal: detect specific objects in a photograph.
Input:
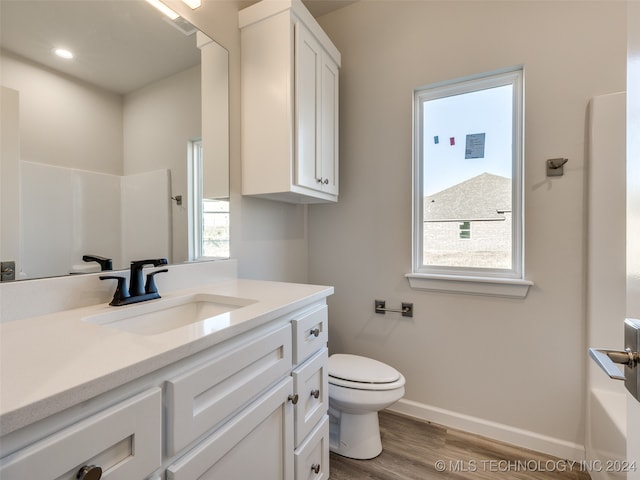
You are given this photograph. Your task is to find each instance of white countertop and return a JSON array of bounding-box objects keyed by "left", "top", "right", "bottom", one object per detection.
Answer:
[{"left": 0, "top": 278, "right": 333, "bottom": 436}]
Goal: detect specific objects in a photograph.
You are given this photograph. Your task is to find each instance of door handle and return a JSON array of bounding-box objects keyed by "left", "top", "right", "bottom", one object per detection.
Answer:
[
  {"left": 589, "top": 348, "right": 637, "bottom": 380},
  {"left": 589, "top": 318, "right": 640, "bottom": 403}
]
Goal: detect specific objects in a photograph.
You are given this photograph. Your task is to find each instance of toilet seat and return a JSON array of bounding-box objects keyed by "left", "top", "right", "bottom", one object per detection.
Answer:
[{"left": 329, "top": 354, "right": 405, "bottom": 391}]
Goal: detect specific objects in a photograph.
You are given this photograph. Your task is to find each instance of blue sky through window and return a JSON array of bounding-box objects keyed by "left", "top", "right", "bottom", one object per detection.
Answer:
[{"left": 422, "top": 84, "right": 513, "bottom": 195}]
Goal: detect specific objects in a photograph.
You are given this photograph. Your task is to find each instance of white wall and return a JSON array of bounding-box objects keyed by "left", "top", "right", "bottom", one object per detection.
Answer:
[
  {"left": 123, "top": 65, "right": 201, "bottom": 264},
  {"left": 0, "top": 50, "right": 123, "bottom": 175},
  {"left": 310, "top": 0, "right": 627, "bottom": 459}
]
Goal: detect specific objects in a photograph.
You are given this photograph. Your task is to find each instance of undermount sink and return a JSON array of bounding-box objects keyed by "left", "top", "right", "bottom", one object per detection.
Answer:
[{"left": 83, "top": 293, "right": 257, "bottom": 336}]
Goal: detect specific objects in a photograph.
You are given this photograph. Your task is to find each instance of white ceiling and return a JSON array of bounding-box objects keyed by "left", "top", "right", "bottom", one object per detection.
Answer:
[{"left": 0, "top": 0, "right": 355, "bottom": 95}]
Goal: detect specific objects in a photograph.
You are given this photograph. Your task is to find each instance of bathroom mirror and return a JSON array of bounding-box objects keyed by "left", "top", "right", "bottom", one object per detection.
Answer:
[{"left": 0, "top": 0, "right": 230, "bottom": 281}]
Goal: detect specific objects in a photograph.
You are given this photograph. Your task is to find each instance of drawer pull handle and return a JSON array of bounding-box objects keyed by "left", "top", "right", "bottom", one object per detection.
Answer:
[
  {"left": 77, "top": 465, "right": 102, "bottom": 480},
  {"left": 310, "top": 328, "right": 321, "bottom": 338},
  {"left": 311, "top": 463, "right": 321, "bottom": 474},
  {"left": 310, "top": 389, "right": 320, "bottom": 399},
  {"left": 288, "top": 393, "right": 299, "bottom": 405}
]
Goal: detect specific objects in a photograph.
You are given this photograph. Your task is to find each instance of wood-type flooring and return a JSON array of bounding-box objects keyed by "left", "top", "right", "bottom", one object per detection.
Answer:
[{"left": 329, "top": 411, "right": 591, "bottom": 480}]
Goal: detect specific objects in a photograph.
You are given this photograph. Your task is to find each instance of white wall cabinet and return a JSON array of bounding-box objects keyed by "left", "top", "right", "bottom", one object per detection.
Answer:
[
  {"left": 240, "top": 0, "right": 341, "bottom": 204},
  {"left": 0, "top": 300, "right": 330, "bottom": 480}
]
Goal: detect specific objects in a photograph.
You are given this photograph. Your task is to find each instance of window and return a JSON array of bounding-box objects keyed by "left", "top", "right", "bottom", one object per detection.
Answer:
[
  {"left": 408, "top": 67, "right": 531, "bottom": 297},
  {"left": 459, "top": 221, "right": 471, "bottom": 240},
  {"left": 188, "top": 139, "right": 230, "bottom": 260}
]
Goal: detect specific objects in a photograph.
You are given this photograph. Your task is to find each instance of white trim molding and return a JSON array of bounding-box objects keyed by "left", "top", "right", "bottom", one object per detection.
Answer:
[
  {"left": 406, "top": 273, "right": 533, "bottom": 298},
  {"left": 387, "top": 398, "right": 585, "bottom": 462}
]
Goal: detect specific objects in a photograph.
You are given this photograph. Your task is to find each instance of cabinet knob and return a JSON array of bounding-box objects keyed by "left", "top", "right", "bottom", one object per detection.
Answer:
[
  {"left": 311, "top": 463, "right": 321, "bottom": 474},
  {"left": 310, "top": 327, "right": 320, "bottom": 338},
  {"left": 310, "top": 389, "right": 320, "bottom": 399},
  {"left": 77, "top": 465, "right": 102, "bottom": 480},
  {"left": 288, "top": 393, "right": 299, "bottom": 405}
]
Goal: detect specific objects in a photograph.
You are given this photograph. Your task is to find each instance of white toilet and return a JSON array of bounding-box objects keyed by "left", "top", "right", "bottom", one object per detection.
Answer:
[{"left": 328, "top": 353, "right": 405, "bottom": 459}]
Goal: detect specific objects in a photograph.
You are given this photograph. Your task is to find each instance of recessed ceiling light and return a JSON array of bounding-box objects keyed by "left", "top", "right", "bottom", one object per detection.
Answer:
[
  {"left": 181, "top": 0, "right": 201, "bottom": 8},
  {"left": 53, "top": 48, "right": 74, "bottom": 59},
  {"left": 145, "top": 0, "right": 180, "bottom": 20}
]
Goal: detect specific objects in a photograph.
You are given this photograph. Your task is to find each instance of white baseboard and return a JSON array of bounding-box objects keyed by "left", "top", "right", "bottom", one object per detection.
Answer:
[{"left": 386, "top": 398, "right": 586, "bottom": 462}]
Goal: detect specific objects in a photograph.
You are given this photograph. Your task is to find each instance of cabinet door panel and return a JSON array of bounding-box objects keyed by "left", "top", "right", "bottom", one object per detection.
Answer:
[
  {"left": 320, "top": 54, "right": 339, "bottom": 195},
  {"left": 295, "top": 22, "right": 322, "bottom": 192},
  {"left": 0, "top": 388, "right": 161, "bottom": 480},
  {"left": 166, "top": 378, "right": 294, "bottom": 480},
  {"left": 295, "top": 415, "right": 329, "bottom": 480},
  {"left": 293, "top": 348, "right": 328, "bottom": 446},
  {"left": 166, "top": 324, "right": 292, "bottom": 455}
]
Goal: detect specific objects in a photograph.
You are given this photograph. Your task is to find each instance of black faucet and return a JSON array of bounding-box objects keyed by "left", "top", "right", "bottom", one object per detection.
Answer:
[
  {"left": 100, "top": 258, "right": 168, "bottom": 306},
  {"left": 128, "top": 258, "right": 168, "bottom": 296},
  {"left": 82, "top": 254, "right": 113, "bottom": 271}
]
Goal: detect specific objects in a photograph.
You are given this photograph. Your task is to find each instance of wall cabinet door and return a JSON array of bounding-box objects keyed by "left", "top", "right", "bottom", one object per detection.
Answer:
[
  {"left": 166, "top": 378, "right": 294, "bottom": 480},
  {"left": 295, "top": 22, "right": 322, "bottom": 193},
  {"left": 295, "top": 22, "right": 339, "bottom": 196},
  {"left": 319, "top": 51, "right": 339, "bottom": 196}
]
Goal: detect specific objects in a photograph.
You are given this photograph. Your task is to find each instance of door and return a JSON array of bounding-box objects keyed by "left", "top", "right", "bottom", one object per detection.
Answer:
[
  {"left": 627, "top": 2, "right": 640, "bottom": 475},
  {"left": 590, "top": 4, "right": 640, "bottom": 476}
]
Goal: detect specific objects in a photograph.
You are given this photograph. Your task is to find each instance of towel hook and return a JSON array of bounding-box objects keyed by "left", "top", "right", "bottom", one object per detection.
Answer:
[{"left": 546, "top": 158, "right": 568, "bottom": 177}]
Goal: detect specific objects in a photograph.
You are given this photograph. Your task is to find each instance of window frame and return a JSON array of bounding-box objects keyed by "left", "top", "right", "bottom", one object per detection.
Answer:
[
  {"left": 187, "top": 138, "right": 205, "bottom": 261},
  {"left": 188, "top": 139, "right": 231, "bottom": 261},
  {"left": 408, "top": 67, "right": 531, "bottom": 297}
]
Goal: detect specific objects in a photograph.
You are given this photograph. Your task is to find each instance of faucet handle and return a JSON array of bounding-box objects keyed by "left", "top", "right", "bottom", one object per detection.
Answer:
[
  {"left": 83, "top": 255, "right": 113, "bottom": 271},
  {"left": 99, "top": 275, "right": 130, "bottom": 306},
  {"left": 130, "top": 258, "right": 168, "bottom": 269},
  {"left": 145, "top": 269, "right": 168, "bottom": 295}
]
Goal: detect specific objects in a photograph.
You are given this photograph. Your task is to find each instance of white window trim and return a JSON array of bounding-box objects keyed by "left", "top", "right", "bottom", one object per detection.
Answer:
[
  {"left": 410, "top": 67, "right": 532, "bottom": 298},
  {"left": 188, "top": 138, "right": 204, "bottom": 261},
  {"left": 405, "top": 273, "right": 533, "bottom": 298}
]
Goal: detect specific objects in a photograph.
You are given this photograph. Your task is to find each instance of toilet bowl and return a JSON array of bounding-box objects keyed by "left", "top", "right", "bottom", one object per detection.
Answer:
[{"left": 328, "top": 354, "right": 405, "bottom": 460}]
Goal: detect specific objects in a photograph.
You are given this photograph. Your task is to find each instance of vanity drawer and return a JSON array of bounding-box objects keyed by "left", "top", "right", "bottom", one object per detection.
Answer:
[
  {"left": 292, "top": 348, "right": 328, "bottom": 446},
  {"left": 292, "top": 304, "right": 328, "bottom": 365},
  {"left": 166, "top": 323, "right": 292, "bottom": 456},
  {"left": 294, "top": 415, "right": 329, "bottom": 480},
  {"left": 0, "top": 388, "right": 161, "bottom": 480},
  {"left": 166, "top": 378, "right": 294, "bottom": 480}
]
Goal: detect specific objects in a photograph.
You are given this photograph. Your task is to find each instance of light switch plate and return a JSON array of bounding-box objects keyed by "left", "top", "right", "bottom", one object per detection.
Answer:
[{"left": 624, "top": 318, "right": 640, "bottom": 402}]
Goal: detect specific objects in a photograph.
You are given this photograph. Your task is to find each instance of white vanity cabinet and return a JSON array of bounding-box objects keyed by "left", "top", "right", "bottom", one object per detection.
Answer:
[
  {"left": 240, "top": 0, "right": 341, "bottom": 204},
  {"left": 0, "top": 292, "right": 332, "bottom": 480},
  {"left": 0, "top": 388, "right": 162, "bottom": 480},
  {"left": 165, "top": 305, "right": 330, "bottom": 480}
]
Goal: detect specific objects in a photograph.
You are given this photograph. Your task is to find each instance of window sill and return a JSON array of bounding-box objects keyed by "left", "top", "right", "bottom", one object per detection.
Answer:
[{"left": 405, "top": 273, "right": 533, "bottom": 298}]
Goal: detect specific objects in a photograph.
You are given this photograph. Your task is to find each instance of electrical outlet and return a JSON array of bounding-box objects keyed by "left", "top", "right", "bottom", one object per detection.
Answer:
[{"left": 1, "top": 261, "right": 16, "bottom": 282}]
